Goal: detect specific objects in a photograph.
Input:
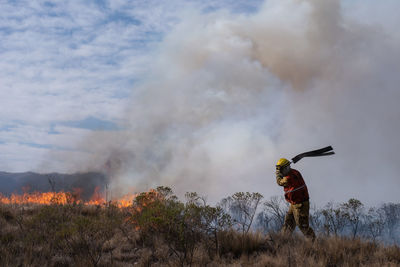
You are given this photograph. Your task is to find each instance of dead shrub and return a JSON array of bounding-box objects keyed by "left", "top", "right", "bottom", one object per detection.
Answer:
[
  {"left": 218, "top": 229, "right": 268, "bottom": 258},
  {"left": 0, "top": 205, "right": 14, "bottom": 222}
]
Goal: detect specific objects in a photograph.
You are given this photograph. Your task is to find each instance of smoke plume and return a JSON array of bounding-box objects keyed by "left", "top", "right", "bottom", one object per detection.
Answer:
[{"left": 70, "top": 0, "right": 400, "bottom": 205}]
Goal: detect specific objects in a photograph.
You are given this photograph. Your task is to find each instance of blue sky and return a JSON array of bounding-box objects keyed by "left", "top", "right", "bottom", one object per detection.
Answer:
[{"left": 0, "top": 0, "right": 263, "bottom": 172}]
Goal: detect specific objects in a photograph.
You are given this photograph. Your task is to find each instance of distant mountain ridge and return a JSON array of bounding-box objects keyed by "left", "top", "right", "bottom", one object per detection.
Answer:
[{"left": 0, "top": 171, "right": 107, "bottom": 200}]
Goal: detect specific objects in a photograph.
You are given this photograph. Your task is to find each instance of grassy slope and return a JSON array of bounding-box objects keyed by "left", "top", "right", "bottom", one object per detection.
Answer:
[{"left": 0, "top": 203, "right": 399, "bottom": 267}]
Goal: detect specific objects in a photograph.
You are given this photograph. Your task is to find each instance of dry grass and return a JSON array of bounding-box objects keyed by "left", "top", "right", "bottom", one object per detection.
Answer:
[{"left": 0, "top": 203, "right": 399, "bottom": 267}]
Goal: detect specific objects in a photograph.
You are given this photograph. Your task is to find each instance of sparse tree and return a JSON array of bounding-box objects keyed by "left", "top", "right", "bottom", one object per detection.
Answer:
[
  {"left": 379, "top": 203, "right": 400, "bottom": 244},
  {"left": 256, "top": 210, "right": 273, "bottom": 233},
  {"left": 220, "top": 192, "right": 263, "bottom": 235},
  {"left": 341, "top": 198, "right": 364, "bottom": 239},
  {"left": 48, "top": 176, "right": 56, "bottom": 192},
  {"left": 363, "top": 207, "right": 385, "bottom": 241},
  {"left": 309, "top": 204, "right": 324, "bottom": 234},
  {"left": 259, "top": 196, "right": 287, "bottom": 232},
  {"left": 321, "top": 202, "right": 346, "bottom": 236}
]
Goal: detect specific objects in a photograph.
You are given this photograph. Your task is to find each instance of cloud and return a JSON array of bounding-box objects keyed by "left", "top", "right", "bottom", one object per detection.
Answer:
[
  {"left": 60, "top": 117, "right": 120, "bottom": 131},
  {"left": 0, "top": 0, "right": 262, "bottom": 172}
]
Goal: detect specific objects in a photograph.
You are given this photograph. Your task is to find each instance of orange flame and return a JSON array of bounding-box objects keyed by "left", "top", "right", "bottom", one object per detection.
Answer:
[
  {"left": 0, "top": 187, "right": 141, "bottom": 208},
  {"left": 0, "top": 191, "right": 71, "bottom": 205}
]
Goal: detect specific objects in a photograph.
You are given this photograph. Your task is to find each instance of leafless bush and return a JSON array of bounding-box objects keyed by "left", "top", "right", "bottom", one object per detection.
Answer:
[
  {"left": 257, "top": 195, "right": 288, "bottom": 233},
  {"left": 321, "top": 201, "right": 347, "bottom": 236},
  {"left": 362, "top": 207, "right": 385, "bottom": 241},
  {"left": 220, "top": 192, "right": 263, "bottom": 235}
]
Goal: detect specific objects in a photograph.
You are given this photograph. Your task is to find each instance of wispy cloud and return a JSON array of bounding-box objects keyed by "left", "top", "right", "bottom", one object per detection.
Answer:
[{"left": 0, "top": 0, "right": 262, "bottom": 171}]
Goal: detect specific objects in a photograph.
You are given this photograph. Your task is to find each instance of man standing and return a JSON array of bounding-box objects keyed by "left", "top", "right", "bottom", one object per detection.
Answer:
[{"left": 276, "top": 158, "right": 316, "bottom": 240}]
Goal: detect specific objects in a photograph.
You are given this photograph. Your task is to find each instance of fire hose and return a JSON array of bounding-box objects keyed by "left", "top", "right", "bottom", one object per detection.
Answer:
[{"left": 291, "top": 146, "right": 335, "bottom": 164}]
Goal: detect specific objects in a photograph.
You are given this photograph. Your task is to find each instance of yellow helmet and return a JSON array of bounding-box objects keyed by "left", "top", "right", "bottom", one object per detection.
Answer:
[{"left": 276, "top": 158, "right": 291, "bottom": 169}]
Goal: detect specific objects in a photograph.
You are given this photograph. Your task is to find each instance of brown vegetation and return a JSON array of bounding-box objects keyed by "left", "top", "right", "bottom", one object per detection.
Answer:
[{"left": 0, "top": 187, "right": 399, "bottom": 266}]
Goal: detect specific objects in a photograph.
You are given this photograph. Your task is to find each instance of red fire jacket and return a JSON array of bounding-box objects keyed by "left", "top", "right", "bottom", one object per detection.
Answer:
[{"left": 279, "top": 169, "right": 309, "bottom": 204}]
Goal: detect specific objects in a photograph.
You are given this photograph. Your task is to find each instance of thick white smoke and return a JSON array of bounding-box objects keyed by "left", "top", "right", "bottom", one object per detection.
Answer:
[{"left": 73, "top": 0, "right": 400, "bottom": 205}]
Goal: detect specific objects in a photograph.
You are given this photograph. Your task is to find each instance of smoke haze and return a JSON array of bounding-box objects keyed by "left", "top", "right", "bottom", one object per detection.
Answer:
[{"left": 65, "top": 0, "right": 399, "bottom": 205}]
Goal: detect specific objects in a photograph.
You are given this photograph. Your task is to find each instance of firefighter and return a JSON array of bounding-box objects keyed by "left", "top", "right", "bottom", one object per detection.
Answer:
[{"left": 276, "top": 158, "right": 316, "bottom": 240}]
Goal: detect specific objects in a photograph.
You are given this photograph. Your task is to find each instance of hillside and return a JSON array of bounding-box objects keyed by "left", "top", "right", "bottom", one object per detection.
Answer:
[
  {"left": 0, "top": 187, "right": 399, "bottom": 266},
  {"left": 0, "top": 171, "right": 106, "bottom": 200}
]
